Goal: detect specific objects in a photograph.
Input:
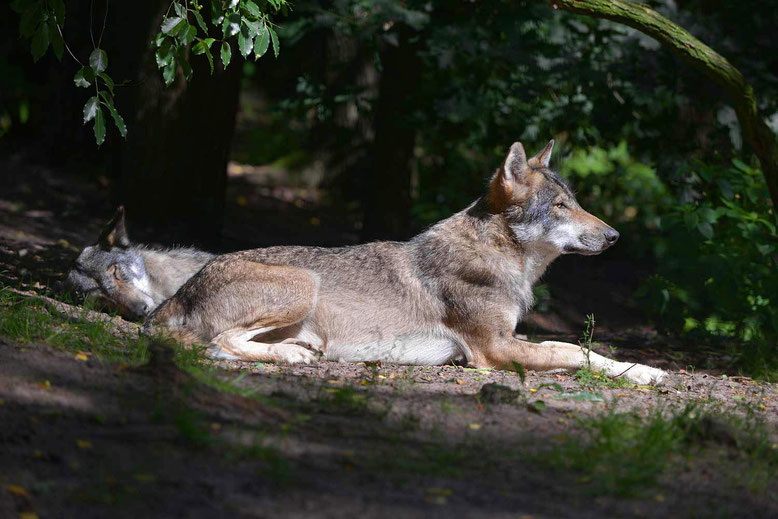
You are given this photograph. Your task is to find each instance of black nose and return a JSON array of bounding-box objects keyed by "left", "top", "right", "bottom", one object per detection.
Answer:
[{"left": 604, "top": 228, "right": 620, "bottom": 244}]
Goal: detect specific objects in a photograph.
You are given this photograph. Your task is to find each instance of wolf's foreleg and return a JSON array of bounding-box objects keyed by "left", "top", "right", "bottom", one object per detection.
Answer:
[{"left": 481, "top": 337, "right": 666, "bottom": 385}]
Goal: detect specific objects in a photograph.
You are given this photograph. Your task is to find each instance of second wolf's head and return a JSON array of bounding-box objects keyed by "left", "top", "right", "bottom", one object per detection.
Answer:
[
  {"left": 66, "top": 207, "right": 156, "bottom": 319},
  {"left": 488, "top": 140, "right": 619, "bottom": 256}
]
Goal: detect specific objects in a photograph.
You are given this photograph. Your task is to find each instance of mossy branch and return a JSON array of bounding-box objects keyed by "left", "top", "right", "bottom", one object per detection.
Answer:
[{"left": 549, "top": 0, "right": 778, "bottom": 213}]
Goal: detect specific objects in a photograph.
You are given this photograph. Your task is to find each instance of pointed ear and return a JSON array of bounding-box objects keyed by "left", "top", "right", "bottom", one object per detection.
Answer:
[
  {"left": 489, "top": 142, "right": 532, "bottom": 209},
  {"left": 530, "top": 139, "right": 554, "bottom": 168},
  {"left": 502, "top": 142, "right": 528, "bottom": 181},
  {"left": 98, "top": 206, "right": 130, "bottom": 249}
]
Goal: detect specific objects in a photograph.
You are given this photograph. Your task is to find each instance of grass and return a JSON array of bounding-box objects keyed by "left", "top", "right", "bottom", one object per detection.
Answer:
[
  {"left": 0, "top": 287, "right": 273, "bottom": 402},
  {"left": 574, "top": 365, "right": 635, "bottom": 389},
  {"left": 0, "top": 287, "right": 151, "bottom": 364},
  {"left": 574, "top": 313, "right": 639, "bottom": 389},
  {"left": 547, "top": 402, "right": 778, "bottom": 496}
]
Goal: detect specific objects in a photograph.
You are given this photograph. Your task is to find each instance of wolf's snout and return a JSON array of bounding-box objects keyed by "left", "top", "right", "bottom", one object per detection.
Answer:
[{"left": 604, "top": 228, "right": 620, "bottom": 245}]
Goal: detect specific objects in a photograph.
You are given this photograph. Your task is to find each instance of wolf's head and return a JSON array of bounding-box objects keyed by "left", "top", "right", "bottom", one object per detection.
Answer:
[
  {"left": 66, "top": 207, "right": 155, "bottom": 319},
  {"left": 487, "top": 140, "right": 619, "bottom": 255}
]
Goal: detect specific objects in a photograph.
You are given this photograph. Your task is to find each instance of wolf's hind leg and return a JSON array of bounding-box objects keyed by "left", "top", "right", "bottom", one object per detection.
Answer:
[{"left": 148, "top": 259, "right": 321, "bottom": 363}]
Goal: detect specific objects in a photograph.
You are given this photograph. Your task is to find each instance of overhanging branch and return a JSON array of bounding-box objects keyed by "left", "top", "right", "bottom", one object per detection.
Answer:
[{"left": 548, "top": 0, "right": 778, "bottom": 212}]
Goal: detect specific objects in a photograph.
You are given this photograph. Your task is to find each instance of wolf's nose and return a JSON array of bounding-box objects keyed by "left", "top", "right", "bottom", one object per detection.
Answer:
[{"left": 604, "top": 228, "right": 620, "bottom": 244}]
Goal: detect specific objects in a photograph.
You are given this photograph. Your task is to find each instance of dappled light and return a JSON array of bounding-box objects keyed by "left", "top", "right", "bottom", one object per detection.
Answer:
[{"left": 1, "top": 0, "right": 777, "bottom": 517}]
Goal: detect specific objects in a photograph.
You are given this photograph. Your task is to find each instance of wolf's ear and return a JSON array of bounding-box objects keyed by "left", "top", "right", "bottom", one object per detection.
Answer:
[
  {"left": 530, "top": 139, "right": 554, "bottom": 168},
  {"left": 502, "top": 142, "right": 528, "bottom": 181},
  {"left": 98, "top": 206, "right": 130, "bottom": 249},
  {"left": 489, "top": 142, "right": 531, "bottom": 208}
]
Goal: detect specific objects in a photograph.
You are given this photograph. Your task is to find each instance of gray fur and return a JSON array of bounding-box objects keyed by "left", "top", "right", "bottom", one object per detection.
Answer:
[{"left": 67, "top": 207, "right": 214, "bottom": 319}]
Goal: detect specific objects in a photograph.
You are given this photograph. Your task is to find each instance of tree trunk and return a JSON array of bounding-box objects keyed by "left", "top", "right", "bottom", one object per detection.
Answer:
[
  {"left": 118, "top": 2, "right": 241, "bottom": 249},
  {"left": 362, "top": 29, "right": 422, "bottom": 241},
  {"left": 548, "top": 0, "right": 778, "bottom": 214}
]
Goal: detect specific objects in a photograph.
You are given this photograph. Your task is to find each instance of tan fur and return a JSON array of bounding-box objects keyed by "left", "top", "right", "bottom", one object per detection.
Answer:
[{"left": 145, "top": 141, "right": 666, "bottom": 385}]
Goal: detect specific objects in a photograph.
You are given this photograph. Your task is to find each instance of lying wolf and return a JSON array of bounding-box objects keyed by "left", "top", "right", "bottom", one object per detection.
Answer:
[
  {"left": 147, "top": 141, "right": 666, "bottom": 385},
  {"left": 67, "top": 207, "right": 214, "bottom": 319}
]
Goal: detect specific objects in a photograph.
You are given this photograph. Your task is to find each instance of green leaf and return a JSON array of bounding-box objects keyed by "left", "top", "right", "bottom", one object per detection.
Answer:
[
  {"left": 203, "top": 44, "right": 214, "bottom": 74},
  {"left": 31, "top": 23, "right": 50, "bottom": 62},
  {"left": 83, "top": 96, "right": 99, "bottom": 124},
  {"left": 49, "top": 22, "right": 64, "bottom": 60},
  {"left": 173, "top": 2, "right": 187, "bottom": 18},
  {"left": 254, "top": 25, "right": 269, "bottom": 58},
  {"left": 181, "top": 24, "right": 197, "bottom": 46},
  {"left": 697, "top": 222, "right": 714, "bottom": 239},
  {"left": 103, "top": 100, "right": 127, "bottom": 138},
  {"left": 97, "top": 72, "right": 114, "bottom": 95},
  {"left": 74, "top": 67, "right": 94, "bottom": 88},
  {"left": 268, "top": 25, "right": 279, "bottom": 58},
  {"left": 193, "top": 10, "right": 207, "bottom": 32},
  {"left": 242, "top": 0, "right": 262, "bottom": 18},
  {"left": 161, "top": 16, "right": 186, "bottom": 35},
  {"left": 192, "top": 37, "right": 215, "bottom": 55},
  {"left": 20, "top": 6, "right": 43, "bottom": 38},
  {"left": 180, "top": 58, "right": 193, "bottom": 81},
  {"left": 243, "top": 18, "right": 260, "bottom": 37},
  {"left": 89, "top": 48, "right": 108, "bottom": 72},
  {"left": 211, "top": 1, "right": 224, "bottom": 25},
  {"left": 155, "top": 39, "right": 174, "bottom": 68},
  {"left": 222, "top": 13, "right": 240, "bottom": 37},
  {"left": 163, "top": 61, "right": 176, "bottom": 86},
  {"left": 93, "top": 107, "right": 106, "bottom": 146},
  {"left": 732, "top": 158, "right": 754, "bottom": 175},
  {"left": 220, "top": 41, "right": 232, "bottom": 68},
  {"left": 683, "top": 211, "right": 698, "bottom": 230},
  {"left": 238, "top": 26, "right": 254, "bottom": 58}
]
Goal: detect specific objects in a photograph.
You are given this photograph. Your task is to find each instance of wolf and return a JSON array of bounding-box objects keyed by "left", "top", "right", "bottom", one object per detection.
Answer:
[
  {"left": 66, "top": 207, "right": 214, "bottom": 319},
  {"left": 147, "top": 141, "right": 666, "bottom": 385}
]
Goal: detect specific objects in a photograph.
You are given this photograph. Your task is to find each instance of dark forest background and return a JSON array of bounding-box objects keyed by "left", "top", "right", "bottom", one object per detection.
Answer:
[{"left": 2, "top": 0, "right": 777, "bottom": 377}]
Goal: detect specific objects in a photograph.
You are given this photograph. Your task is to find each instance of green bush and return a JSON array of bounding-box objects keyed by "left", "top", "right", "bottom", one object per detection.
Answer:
[{"left": 636, "top": 159, "right": 777, "bottom": 367}]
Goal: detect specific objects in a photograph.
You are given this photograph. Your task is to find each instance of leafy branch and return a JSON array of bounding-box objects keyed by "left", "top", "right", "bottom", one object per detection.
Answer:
[
  {"left": 11, "top": 0, "right": 287, "bottom": 146},
  {"left": 153, "top": 0, "right": 284, "bottom": 87},
  {"left": 11, "top": 0, "right": 124, "bottom": 146}
]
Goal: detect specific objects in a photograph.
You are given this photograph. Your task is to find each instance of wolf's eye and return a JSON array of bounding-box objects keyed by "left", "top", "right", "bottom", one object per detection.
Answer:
[{"left": 555, "top": 202, "right": 567, "bottom": 209}]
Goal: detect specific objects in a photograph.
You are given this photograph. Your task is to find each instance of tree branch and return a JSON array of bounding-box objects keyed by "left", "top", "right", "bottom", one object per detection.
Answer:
[{"left": 549, "top": 0, "right": 778, "bottom": 213}]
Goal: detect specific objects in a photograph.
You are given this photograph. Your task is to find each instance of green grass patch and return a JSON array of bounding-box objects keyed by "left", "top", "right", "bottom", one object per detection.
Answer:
[
  {"left": 0, "top": 287, "right": 150, "bottom": 364},
  {"left": 574, "top": 365, "right": 635, "bottom": 390},
  {"left": 548, "top": 402, "right": 778, "bottom": 496}
]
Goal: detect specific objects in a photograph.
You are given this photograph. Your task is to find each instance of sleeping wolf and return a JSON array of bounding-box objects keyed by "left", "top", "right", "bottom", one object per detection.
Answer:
[
  {"left": 147, "top": 141, "right": 666, "bottom": 385},
  {"left": 66, "top": 207, "right": 214, "bottom": 319}
]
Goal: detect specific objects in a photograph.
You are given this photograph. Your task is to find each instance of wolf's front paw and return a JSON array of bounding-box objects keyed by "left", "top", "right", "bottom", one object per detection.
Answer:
[
  {"left": 621, "top": 364, "right": 666, "bottom": 386},
  {"left": 274, "top": 339, "right": 323, "bottom": 364}
]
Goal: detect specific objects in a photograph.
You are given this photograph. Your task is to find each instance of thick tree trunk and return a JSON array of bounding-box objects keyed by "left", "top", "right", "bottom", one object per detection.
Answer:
[
  {"left": 118, "top": 3, "right": 240, "bottom": 249},
  {"left": 362, "top": 30, "right": 422, "bottom": 241},
  {"left": 548, "top": 0, "right": 778, "bottom": 213}
]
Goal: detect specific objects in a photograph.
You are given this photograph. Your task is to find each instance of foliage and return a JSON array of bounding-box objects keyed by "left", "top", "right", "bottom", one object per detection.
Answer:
[
  {"left": 152, "top": 0, "right": 284, "bottom": 87},
  {"left": 10, "top": 0, "right": 287, "bottom": 146},
  {"left": 637, "top": 159, "right": 778, "bottom": 362}
]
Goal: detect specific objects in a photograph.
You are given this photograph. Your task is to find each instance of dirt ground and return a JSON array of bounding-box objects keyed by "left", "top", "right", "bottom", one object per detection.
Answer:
[{"left": 1, "top": 156, "right": 777, "bottom": 518}]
